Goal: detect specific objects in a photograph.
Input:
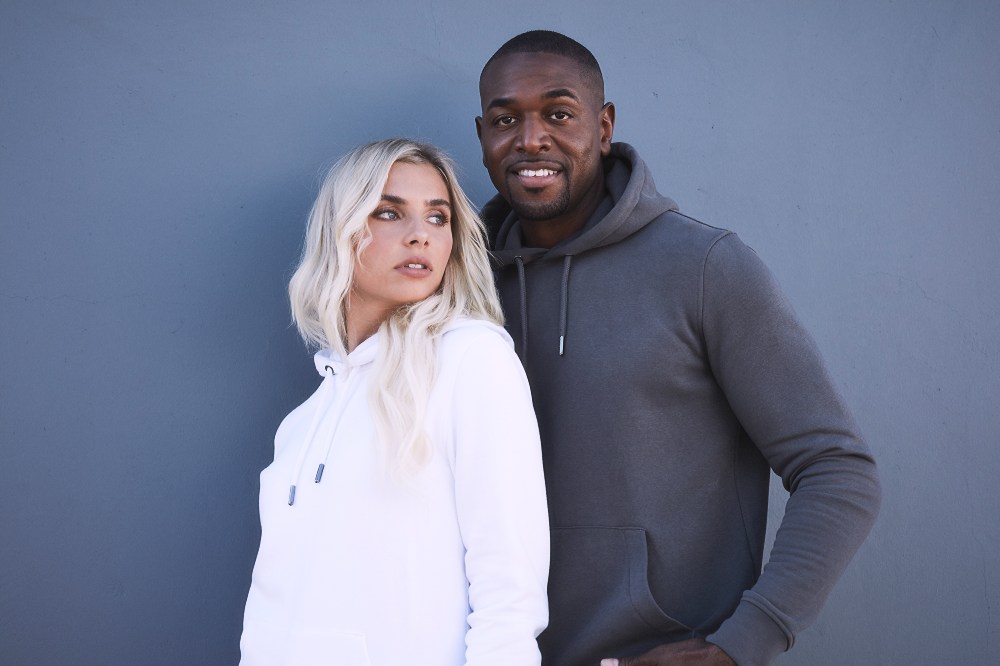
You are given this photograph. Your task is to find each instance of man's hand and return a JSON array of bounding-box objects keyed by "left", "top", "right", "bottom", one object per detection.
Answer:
[{"left": 600, "top": 638, "right": 737, "bottom": 666}]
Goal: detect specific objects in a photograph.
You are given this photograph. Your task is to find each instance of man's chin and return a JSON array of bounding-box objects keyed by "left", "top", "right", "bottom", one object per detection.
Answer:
[{"left": 509, "top": 196, "right": 569, "bottom": 223}]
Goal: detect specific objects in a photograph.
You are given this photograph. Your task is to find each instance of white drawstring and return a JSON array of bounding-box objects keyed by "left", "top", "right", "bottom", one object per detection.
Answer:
[
  {"left": 312, "top": 370, "right": 356, "bottom": 484},
  {"left": 287, "top": 365, "right": 337, "bottom": 506}
]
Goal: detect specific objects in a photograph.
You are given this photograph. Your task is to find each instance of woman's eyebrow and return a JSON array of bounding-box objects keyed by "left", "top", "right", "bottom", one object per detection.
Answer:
[{"left": 381, "top": 193, "right": 450, "bottom": 208}]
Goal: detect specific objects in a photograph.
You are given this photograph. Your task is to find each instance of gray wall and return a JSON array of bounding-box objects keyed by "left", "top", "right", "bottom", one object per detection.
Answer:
[{"left": 1, "top": 1, "right": 997, "bottom": 664}]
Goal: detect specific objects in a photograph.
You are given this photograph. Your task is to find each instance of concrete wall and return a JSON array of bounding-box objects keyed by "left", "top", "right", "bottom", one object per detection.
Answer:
[{"left": 2, "top": 1, "right": 997, "bottom": 663}]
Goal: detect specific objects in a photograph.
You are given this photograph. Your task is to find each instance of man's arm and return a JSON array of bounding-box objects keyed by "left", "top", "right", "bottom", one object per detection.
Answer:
[
  {"left": 601, "top": 233, "right": 879, "bottom": 666},
  {"left": 696, "top": 233, "right": 881, "bottom": 665}
]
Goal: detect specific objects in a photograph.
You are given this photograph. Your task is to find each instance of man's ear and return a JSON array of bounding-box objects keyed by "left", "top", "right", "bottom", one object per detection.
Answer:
[
  {"left": 475, "top": 116, "right": 486, "bottom": 166},
  {"left": 599, "top": 102, "right": 615, "bottom": 156}
]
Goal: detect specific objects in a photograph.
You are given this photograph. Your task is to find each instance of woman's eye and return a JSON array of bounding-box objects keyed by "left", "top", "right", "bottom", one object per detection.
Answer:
[
  {"left": 373, "top": 209, "right": 398, "bottom": 221},
  {"left": 428, "top": 213, "right": 449, "bottom": 226}
]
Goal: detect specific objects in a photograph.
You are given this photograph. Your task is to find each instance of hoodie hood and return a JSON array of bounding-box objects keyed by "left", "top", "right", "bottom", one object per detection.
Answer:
[
  {"left": 312, "top": 331, "right": 380, "bottom": 378},
  {"left": 285, "top": 334, "right": 381, "bottom": 506},
  {"left": 484, "top": 142, "right": 678, "bottom": 264},
  {"left": 288, "top": 317, "right": 497, "bottom": 505},
  {"left": 482, "top": 142, "right": 678, "bottom": 360}
]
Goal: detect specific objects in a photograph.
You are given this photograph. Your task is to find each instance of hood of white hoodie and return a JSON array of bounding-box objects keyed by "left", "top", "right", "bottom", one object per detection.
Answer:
[
  {"left": 311, "top": 317, "right": 497, "bottom": 378},
  {"left": 291, "top": 317, "right": 505, "bottom": 505},
  {"left": 286, "top": 333, "right": 381, "bottom": 506},
  {"left": 312, "top": 329, "right": 379, "bottom": 378}
]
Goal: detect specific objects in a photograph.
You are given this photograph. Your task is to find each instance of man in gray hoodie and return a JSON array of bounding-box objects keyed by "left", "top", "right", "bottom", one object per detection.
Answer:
[{"left": 475, "top": 30, "right": 881, "bottom": 666}]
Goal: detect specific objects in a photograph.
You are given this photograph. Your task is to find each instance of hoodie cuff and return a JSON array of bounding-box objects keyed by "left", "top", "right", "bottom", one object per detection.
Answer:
[{"left": 706, "top": 595, "right": 792, "bottom": 666}]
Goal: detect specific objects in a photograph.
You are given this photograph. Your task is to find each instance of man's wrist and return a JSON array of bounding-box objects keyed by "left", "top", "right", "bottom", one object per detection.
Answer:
[{"left": 707, "top": 595, "right": 792, "bottom": 666}]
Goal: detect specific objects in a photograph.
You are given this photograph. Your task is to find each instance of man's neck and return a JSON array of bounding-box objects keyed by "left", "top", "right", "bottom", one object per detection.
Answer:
[
  {"left": 518, "top": 183, "right": 607, "bottom": 249},
  {"left": 520, "top": 216, "right": 586, "bottom": 249}
]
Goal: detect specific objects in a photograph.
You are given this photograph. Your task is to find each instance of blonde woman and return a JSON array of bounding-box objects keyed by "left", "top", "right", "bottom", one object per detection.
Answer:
[{"left": 239, "top": 139, "right": 549, "bottom": 665}]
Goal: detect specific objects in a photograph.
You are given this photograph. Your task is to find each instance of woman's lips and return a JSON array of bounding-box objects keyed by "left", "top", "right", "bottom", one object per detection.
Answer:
[{"left": 395, "top": 258, "right": 433, "bottom": 277}]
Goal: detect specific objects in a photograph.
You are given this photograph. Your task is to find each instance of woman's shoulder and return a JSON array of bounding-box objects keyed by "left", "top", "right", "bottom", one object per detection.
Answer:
[
  {"left": 430, "top": 318, "right": 534, "bottom": 442},
  {"left": 439, "top": 316, "right": 513, "bottom": 352},
  {"left": 434, "top": 317, "right": 523, "bottom": 389}
]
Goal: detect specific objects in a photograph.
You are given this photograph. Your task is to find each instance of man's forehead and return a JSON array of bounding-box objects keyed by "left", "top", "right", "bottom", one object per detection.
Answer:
[{"left": 479, "top": 52, "right": 600, "bottom": 106}]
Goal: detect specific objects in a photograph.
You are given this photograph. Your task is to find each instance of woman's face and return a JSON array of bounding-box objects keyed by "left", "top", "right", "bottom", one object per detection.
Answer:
[{"left": 349, "top": 161, "right": 455, "bottom": 327}]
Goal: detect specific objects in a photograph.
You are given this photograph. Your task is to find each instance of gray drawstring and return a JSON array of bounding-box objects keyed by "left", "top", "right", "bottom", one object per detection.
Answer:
[
  {"left": 512, "top": 253, "right": 573, "bottom": 358},
  {"left": 558, "top": 255, "right": 573, "bottom": 356},
  {"left": 515, "top": 255, "right": 528, "bottom": 360}
]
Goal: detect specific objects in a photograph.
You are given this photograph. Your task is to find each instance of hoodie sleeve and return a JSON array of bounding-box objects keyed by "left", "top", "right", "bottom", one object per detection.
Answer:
[
  {"left": 446, "top": 327, "right": 550, "bottom": 666},
  {"left": 699, "top": 233, "right": 881, "bottom": 666}
]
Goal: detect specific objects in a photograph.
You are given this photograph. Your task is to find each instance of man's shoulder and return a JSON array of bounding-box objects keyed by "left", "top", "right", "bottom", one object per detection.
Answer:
[
  {"left": 618, "top": 208, "right": 736, "bottom": 259},
  {"left": 653, "top": 208, "right": 731, "bottom": 237}
]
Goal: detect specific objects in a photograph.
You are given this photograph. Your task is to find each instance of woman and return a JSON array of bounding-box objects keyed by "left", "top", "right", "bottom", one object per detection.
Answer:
[{"left": 239, "top": 139, "right": 549, "bottom": 665}]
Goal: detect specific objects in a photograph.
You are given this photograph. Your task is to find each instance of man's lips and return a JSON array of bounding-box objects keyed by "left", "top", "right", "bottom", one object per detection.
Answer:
[
  {"left": 516, "top": 167, "right": 559, "bottom": 177},
  {"left": 508, "top": 162, "right": 563, "bottom": 188}
]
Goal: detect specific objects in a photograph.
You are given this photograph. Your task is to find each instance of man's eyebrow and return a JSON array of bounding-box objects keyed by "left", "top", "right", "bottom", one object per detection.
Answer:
[
  {"left": 485, "top": 88, "right": 581, "bottom": 112},
  {"left": 485, "top": 96, "right": 515, "bottom": 112},
  {"left": 380, "top": 194, "right": 451, "bottom": 208},
  {"left": 541, "top": 88, "right": 580, "bottom": 102}
]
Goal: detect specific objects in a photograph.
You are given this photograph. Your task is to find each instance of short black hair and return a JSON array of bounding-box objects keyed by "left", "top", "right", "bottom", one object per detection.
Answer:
[{"left": 481, "top": 30, "right": 605, "bottom": 101}]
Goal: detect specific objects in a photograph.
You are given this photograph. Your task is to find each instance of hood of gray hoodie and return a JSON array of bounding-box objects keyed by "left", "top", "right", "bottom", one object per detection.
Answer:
[
  {"left": 483, "top": 142, "right": 678, "bottom": 262},
  {"left": 481, "top": 142, "right": 679, "bottom": 360}
]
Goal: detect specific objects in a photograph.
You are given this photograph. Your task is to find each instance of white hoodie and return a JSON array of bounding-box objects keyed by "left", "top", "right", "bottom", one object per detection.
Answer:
[{"left": 240, "top": 318, "right": 549, "bottom": 665}]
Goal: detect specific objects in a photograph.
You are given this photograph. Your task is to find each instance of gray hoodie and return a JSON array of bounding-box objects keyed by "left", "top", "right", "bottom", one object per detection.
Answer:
[{"left": 483, "top": 142, "right": 880, "bottom": 666}]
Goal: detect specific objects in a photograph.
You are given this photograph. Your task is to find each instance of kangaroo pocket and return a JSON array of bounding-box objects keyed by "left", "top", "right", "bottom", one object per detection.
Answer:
[
  {"left": 541, "top": 526, "right": 693, "bottom": 664},
  {"left": 285, "top": 629, "right": 372, "bottom": 666}
]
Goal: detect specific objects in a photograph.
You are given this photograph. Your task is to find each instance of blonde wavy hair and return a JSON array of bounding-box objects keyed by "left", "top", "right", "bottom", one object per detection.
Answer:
[{"left": 288, "top": 138, "right": 503, "bottom": 473}]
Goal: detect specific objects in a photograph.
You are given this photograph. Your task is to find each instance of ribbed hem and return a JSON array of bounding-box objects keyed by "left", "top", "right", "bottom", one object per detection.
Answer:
[{"left": 706, "top": 596, "right": 792, "bottom": 666}]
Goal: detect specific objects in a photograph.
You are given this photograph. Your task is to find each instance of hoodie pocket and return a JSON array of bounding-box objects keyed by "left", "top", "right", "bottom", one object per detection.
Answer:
[
  {"left": 285, "top": 629, "right": 372, "bottom": 666},
  {"left": 619, "top": 528, "right": 693, "bottom": 635},
  {"left": 541, "top": 526, "right": 693, "bottom": 663}
]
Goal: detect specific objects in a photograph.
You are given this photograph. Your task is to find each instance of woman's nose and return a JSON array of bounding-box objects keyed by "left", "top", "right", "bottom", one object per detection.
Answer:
[{"left": 405, "top": 219, "right": 429, "bottom": 245}]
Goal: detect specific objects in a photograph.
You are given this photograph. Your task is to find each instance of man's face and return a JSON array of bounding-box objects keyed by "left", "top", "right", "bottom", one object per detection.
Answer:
[{"left": 476, "top": 52, "right": 614, "bottom": 229}]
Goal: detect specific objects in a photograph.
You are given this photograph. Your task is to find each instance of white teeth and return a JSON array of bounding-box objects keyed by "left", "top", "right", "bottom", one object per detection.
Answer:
[
  {"left": 404, "top": 263, "right": 427, "bottom": 269},
  {"left": 519, "top": 168, "right": 556, "bottom": 177}
]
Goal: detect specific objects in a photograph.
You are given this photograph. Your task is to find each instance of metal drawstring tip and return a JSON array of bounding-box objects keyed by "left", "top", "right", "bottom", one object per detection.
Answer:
[
  {"left": 314, "top": 463, "right": 325, "bottom": 483},
  {"left": 559, "top": 335, "right": 565, "bottom": 356},
  {"left": 287, "top": 485, "right": 297, "bottom": 506}
]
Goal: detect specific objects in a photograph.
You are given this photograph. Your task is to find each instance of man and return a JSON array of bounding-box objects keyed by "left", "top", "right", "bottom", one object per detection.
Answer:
[{"left": 474, "top": 31, "right": 881, "bottom": 666}]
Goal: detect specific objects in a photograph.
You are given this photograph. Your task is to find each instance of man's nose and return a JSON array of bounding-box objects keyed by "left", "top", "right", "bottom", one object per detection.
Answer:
[{"left": 515, "top": 115, "right": 551, "bottom": 153}]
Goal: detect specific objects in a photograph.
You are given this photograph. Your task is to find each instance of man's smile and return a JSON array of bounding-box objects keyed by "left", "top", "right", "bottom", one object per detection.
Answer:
[
  {"left": 518, "top": 168, "right": 558, "bottom": 177},
  {"left": 509, "top": 161, "right": 563, "bottom": 189}
]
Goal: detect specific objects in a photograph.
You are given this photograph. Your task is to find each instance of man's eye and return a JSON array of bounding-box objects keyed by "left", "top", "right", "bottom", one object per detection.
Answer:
[
  {"left": 550, "top": 111, "right": 571, "bottom": 121},
  {"left": 495, "top": 115, "right": 517, "bottom": 127}
]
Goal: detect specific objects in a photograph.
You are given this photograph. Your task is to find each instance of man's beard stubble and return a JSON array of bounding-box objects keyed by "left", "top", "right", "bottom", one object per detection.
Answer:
[{"left": 508, "top": 185, "right": 571, "bottom": 223}]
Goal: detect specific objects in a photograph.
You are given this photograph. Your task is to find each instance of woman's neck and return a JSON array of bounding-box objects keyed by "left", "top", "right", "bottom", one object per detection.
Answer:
[{"left": 345, "top": 300, "right": 391, "bottom": 353}]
